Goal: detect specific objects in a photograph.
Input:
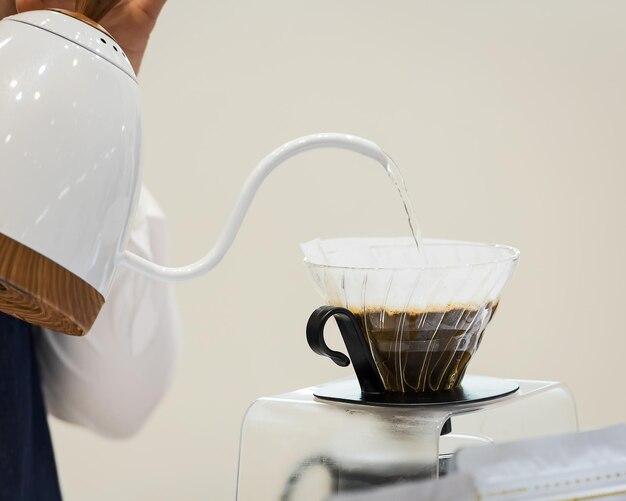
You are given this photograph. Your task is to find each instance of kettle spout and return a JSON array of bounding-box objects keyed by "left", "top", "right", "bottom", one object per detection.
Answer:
[{"left": 119, "top": 133, "right": 393, "bottom": 282}]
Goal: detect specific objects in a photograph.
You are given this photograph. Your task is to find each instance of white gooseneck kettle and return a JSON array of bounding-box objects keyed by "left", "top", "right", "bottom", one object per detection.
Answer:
[{"left": 0, "top": 8, "right": 397, "bottom": 335}]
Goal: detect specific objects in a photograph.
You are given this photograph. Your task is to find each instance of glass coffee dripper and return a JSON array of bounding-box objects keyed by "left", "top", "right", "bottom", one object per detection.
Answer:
[{"left": 302, "top": 237, "right": 520, "bottom": 399}]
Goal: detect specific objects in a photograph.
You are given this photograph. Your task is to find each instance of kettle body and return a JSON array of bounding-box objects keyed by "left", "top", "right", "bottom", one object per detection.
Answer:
[
  {"left": 0, "top": 10, "right": 141, "bottom": 297},
  {"left": 0, "top": 10, "right": 141, "bottom": 335}
]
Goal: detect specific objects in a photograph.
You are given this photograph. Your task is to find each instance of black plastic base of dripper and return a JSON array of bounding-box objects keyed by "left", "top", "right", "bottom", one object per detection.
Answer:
[{"left": 313, "top": 375, "right": 519, "bottom": 408}]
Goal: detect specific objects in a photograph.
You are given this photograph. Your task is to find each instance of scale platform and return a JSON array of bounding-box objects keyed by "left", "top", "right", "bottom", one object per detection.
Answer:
[{"left": 236, "top": 377, "right": 578, "bottom": 501}]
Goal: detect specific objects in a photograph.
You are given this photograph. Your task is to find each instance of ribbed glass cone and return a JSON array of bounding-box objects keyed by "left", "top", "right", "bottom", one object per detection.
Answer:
[{"left": 302, "top": 238, "right": 519, "bottom": 393}]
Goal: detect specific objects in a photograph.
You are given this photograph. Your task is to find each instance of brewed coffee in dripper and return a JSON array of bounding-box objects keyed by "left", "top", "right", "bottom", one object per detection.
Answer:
[{"left": 302, "top": 238, "right": 519, "bottom": 394}]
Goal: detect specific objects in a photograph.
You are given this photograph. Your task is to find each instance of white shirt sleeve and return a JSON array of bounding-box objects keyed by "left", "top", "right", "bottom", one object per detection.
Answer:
[{"left": 35, "top": 186, "right": 182, "bottom": 439}]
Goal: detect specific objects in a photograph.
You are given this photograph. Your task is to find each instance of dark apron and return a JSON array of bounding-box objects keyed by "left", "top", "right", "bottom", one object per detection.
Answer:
[{"left": 0, "top": 312, "right": 62, "bottom": 500}]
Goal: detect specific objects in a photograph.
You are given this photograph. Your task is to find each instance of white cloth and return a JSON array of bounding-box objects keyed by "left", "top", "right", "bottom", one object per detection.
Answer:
[{"left": 35, "top": 187, "right": 182, "bottom": 438}]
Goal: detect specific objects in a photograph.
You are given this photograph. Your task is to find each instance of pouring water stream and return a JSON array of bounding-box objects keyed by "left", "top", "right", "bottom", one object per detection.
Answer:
[
  {"left": 120, "top": 133, "right": 425, "bottom": 281},
  {"left": 383, "top": 155, "right": 424, "bottom": 256}
]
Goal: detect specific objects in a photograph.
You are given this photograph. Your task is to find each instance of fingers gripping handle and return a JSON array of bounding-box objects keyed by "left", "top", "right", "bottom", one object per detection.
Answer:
[{"left": 306, "top": 306, "right": 385, "bottom": 395}]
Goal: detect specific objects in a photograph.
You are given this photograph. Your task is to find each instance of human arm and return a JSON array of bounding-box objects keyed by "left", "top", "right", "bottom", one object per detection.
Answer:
[{"left": 35, "top": 188, "right": 182, "bottom": 438}]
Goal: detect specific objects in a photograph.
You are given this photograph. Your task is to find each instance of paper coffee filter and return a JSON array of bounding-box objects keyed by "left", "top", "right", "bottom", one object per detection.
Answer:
[{"left": 301, "top": 238, "right": 519, "bottom": 312}]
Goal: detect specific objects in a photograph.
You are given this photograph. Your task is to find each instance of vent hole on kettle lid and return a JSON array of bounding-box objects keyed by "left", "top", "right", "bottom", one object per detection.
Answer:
[
  {"left": 100, "top": 38, "right": 107, "bottom": 44},
  {"left": 113, "top": 46, "right": 118, "bottom": 52}
]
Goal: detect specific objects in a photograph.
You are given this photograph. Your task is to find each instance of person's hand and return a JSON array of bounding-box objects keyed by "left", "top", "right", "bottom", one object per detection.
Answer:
[
  {"left": 0, "top": 0, "right": 16, "bottom": 18},
  {"left": 0, "top": 0, "right": 167, "bottom": 73}
]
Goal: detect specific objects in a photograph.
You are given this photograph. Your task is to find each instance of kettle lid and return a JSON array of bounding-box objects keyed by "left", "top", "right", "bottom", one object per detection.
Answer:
[{"left": 3, "top": 9, "right": 136, "bottom": 80}]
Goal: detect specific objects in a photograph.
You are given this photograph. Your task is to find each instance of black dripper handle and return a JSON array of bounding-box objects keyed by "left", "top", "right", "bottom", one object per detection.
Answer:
[{"left": 306, "top": 306, "right": 385, "bottom": 395}]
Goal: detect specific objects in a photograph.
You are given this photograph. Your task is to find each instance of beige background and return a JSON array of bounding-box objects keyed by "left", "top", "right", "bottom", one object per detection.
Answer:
[{"left": 49, "top": 1, "right": 625, "bottom": 499}]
